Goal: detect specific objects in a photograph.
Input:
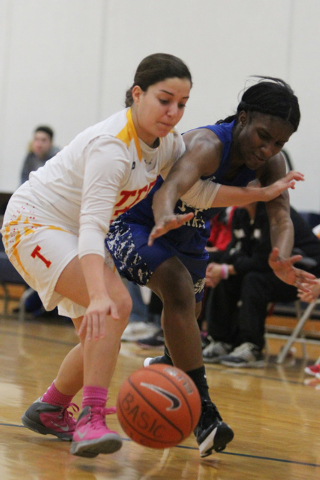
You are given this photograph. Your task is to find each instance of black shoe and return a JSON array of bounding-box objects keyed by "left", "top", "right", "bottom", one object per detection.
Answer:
[
  {"left": 144, "top": 354, "right": 173, "bottom": 367},
  {"left": 194, "top": 401, "right": 234, "bottom": 457},
  {"left": 144, "top": 344, "right": 173, "bottom": 367},
  {"left": 136, "top": 328, "right": 165, "bottom": 349}
]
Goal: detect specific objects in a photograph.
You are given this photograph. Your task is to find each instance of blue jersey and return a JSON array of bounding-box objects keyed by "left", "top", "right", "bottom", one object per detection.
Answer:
[
  {"left": 118, "top": 121, "right": 256, "bottom": 254},
  {"left": 106, "top": 121, "right": 256, "bottom": 301}
]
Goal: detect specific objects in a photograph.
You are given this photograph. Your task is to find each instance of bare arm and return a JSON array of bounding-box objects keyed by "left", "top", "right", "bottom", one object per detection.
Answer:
[
  {"left": 258, "top": 153, "right": 294, "bottom": 257},
  {"left": 152, "top": 129, "right": 221, "bottom": 220},
  {"left": 212, "top": 170, "right": 304, "bottom": 208},
  {"left": 258, "top": 154, "right": 315, "bottom": 289},
  {"left": 149, "top": 139, "right": 303, "bottom": 245},
  {"left": 148, "top": 129, "right": 222, "bottom": 245}
]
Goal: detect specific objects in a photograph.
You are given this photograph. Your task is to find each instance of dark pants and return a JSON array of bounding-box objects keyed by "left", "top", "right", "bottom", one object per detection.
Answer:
[{"left": 205, "top": 271, "right": 298, "bottom": 350}]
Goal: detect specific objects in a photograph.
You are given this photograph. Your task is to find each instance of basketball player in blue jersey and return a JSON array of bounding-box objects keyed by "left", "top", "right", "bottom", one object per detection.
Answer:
[{"left": 106, "top": 77, "right": 315, "bottom": 458}]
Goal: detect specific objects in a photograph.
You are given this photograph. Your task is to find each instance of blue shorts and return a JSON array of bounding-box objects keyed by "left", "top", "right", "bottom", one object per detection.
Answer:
[{"left": 105, "top": 217, "right": 208, "bottom": 302}]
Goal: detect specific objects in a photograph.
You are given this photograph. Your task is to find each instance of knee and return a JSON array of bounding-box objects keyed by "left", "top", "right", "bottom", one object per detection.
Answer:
[
  {"left": 151, "top": 258, "right": 195, "bottom": 313},
  {"left": 116, "top": 286, "right": 132, "bottom": 325}
]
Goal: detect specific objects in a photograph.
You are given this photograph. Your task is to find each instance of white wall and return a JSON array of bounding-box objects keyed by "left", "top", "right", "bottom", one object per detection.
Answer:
[{"left": 0, "top": 0, "right": 318, "bottom": 212}]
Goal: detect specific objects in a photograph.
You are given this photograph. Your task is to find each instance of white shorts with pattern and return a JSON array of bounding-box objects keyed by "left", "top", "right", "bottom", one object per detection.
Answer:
[{"left": 1, "top": 182, "right": 115, "bottom": 319}]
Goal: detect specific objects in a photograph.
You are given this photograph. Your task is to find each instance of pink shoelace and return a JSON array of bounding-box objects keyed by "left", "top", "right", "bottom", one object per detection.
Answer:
[
  {"left": 89, "top": 406, "right": 117, "bottom": 429},
  {"left": 60, "top": 402, "right": 79, "bottom": 427}
]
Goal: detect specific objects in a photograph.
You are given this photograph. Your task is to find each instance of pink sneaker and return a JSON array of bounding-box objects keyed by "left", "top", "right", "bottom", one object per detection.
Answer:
[
  {"left": 70, "top": 406, "right": 122, "bottom": 457},
  {"left": 304, "top": 364, "right": 320, "bottom": 376},
  {"left": 21, "top": 398, "right": 79, "bottom": 441}
]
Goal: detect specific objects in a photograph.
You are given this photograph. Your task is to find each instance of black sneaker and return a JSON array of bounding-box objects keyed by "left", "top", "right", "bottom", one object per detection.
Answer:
[
  {"left": 136, "top": 328, "right": 164, "bottom": 349},
  {"left": 144, "top": 345, "right": 173, "bottom": 366},
  {"left": 194, "top": 401, "right": 234, "bottom": 457},
  {"left": 144, "top": 354, "right": 173, "bottom": 367}
]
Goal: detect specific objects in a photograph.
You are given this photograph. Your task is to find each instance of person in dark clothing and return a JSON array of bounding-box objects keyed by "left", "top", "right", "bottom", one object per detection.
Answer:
[
  {"left": 20, "top": 126, "right": 60, "bottom": 185},
  {"left": 203, "top": 202, "right": 320, "bottom": 367}
]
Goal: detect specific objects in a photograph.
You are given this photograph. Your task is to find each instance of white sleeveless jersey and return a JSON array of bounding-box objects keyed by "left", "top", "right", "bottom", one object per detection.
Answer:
[{"left": 26, "top": 108, "right": 185, "bottom": 258}]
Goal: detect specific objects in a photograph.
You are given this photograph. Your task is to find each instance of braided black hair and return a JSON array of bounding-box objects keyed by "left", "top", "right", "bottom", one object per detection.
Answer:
[{"left": 217, "top": 76, "right": 300, "bottom": 132}]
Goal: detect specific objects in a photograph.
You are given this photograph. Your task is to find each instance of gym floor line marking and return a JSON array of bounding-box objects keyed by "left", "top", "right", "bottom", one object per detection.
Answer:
[
  {"left": 1, "top": 422, "right": 319, "bottom": 468},
  {"left": 206, "top": 365, "right": 308, "bottom": 385},
  {"left": 136, "top": 354, "right": 308, "bottom": 387},
  {"left": 1, "top": 328, "right": 314, "bottom": 387},
  {"left": 0, "top": 328, "right": 77, "bottom": 347}
]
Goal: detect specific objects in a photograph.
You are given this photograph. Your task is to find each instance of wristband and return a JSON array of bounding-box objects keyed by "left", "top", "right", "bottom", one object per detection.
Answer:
[{"left": 221, "top": 264, "right": 229, "bottom": 279}]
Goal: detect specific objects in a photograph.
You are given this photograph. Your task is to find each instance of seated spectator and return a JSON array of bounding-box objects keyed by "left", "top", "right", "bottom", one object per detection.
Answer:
[
  {"left": 19, "top": 126, "right": 60, "bottom": 316},
  {"left": 20, "top": 125, "right": 60, "bottom": 184},
  {"left": 203, "top": 201, "right": 320, "bottom": 367},
  {"left": 197, "top": 207, "right": 236, "bottom": 341}
]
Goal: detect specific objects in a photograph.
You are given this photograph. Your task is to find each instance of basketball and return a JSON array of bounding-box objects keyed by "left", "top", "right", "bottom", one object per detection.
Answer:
[{"left": 116, "top": 364, "right": 201, "bottom": 449}]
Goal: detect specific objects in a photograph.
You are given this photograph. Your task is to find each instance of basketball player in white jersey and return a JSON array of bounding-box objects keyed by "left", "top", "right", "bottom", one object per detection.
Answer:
[{"left": 1, "top": 53, "right": 194, "bottom": 458}]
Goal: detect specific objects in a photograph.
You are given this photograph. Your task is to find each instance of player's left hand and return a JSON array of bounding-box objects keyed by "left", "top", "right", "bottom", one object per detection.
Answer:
[{"left": 268, "top": 247, "right": 317, "bottom": 292}]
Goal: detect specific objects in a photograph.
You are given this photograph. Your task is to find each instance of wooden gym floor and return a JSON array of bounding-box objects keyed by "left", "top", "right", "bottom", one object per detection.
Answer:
[{"left": 0, "top": 292, "right": 320, "bottom": 479}]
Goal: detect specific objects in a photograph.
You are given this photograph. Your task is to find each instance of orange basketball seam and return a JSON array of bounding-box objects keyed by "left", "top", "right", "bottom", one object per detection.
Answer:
[
  {"left": 124, "top": 376, "right": 185, "bottom": 440},
  {"left": 117, "top": 366, "right": 201, "bottom": 448},
  {"left": 145, "top": 367, "right": 197, "bottom": 435}
]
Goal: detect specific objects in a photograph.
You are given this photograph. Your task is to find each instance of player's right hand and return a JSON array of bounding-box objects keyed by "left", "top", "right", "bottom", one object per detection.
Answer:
[
  {"left": 78, "top": 296, "right": 119, "bottom": 340},
  {"left": 264, "top": 171, "right": 304, "bottom": 202},
  {"left": 148, "top": 212, "right": 194, "bottom": 246}
]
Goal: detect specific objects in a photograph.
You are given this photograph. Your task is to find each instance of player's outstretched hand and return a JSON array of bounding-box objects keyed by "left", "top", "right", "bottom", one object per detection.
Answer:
[
  {"left": 268, "top": 247, "right": 316, "bottom": 291},
  {"left": 263, "top": 171, "right": 304, "bottom": 202},
  {"left": 148, "top": 212, "right": 194, "bottom": 246}
]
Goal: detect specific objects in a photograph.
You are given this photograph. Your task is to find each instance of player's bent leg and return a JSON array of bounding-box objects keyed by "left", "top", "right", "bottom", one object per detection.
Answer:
[
  {"left": 21, "top": 322, "right": 84, "bottom": 441},
  {"left": 147, "top": 257, "right": 202, "bottom": 371},
  {"left": 56, "top": 261, "right": 130, "bottom": 457},
  {"left": 145, "top": 260, "right": 234, "bottom": 456}
]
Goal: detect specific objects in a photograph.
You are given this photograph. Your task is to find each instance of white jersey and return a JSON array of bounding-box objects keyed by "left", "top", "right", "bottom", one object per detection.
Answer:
[{"left": 22, "top": 107, "right": 185, "bottom": 258}]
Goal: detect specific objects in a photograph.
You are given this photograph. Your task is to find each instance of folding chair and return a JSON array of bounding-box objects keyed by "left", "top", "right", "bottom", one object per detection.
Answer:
[{"left": 275, "top": 299, "right": 320, "bottom": 364}]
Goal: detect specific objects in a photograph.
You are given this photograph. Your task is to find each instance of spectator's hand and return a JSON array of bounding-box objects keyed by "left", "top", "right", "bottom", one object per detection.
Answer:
[
  {"left": 268, "top": 247, "right": 317, "bottom": 292},
  {"left": 206, "top": 246, "right": 219, "bottom": 253},
  {"left": 298, "top": 279, "right": 320, "bottom": 303},
  {"left": 206, "top": 262, "right": 223, "bottom": 288},
  {"left": 148, "top": 212, "right": 194, "bottom": 246}
]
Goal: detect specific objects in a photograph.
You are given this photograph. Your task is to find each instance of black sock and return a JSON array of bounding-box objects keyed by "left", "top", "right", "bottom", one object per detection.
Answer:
[
  {"left": 186, "top": 366, "right": 211, "bottom": 404},
  {"left": 163, "top": 347, "right": 211, "bottom": 403},
  {"left": 163, "top": 345, "right": 173, "bottom": 365}
]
